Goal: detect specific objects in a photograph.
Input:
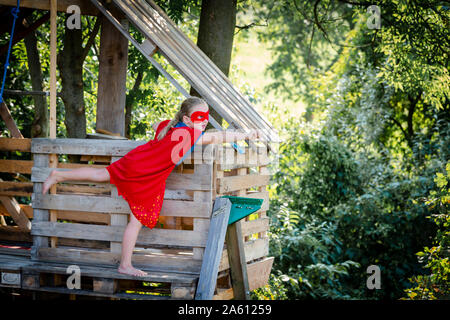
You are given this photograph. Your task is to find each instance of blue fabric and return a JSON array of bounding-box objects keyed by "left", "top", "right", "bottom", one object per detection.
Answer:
[
  {"left": 174, "top": 121, "right": 205, "bottom": 166},
  {"left": 0, "top": 1, "right": 20, "bottom": 104}
]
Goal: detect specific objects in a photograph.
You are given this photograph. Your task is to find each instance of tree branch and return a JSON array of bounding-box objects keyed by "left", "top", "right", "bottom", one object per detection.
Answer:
[{"left": 81, "top": 17, "right": 101, "bottom": 62}]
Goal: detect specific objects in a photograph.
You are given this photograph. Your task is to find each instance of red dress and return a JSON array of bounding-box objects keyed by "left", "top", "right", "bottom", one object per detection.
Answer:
[{"left": 106, "top": 120, "right": 203, "bottom": 229}]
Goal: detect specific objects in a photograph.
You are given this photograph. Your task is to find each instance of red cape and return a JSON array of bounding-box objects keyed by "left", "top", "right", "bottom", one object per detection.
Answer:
[{"left": 106, "top": 120, "right": 203, "bottom": 209}]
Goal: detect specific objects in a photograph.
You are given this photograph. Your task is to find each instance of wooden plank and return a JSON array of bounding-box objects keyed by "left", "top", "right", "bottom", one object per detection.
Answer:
[
  {"left": 0, "top": 137, "right": 31, "bottom": 152},
  {"left": 195, "top": 197, "right": 231, "bottom": 300},
  {"left": 213, "top": 288, "right": 234, "bottom": 300},
  {"left": 219, "top": 238, "right": 269, "bottom": 272},
  {"left": 243, "top": 191, "right": 269, "bottom": 212},
  {"left": 225, "top": 221, "right": 250, "bottom": 299},
  {"left": 97, "top": 14, "right": 128, "bottom": 137},
  {"left": 31, "top": 154, "right": 49, "bottom": 260},
  {"left": 50, "top": 0, "right": 57, "bottom": 139},
  {"left": 0, "top": 0, "right": 99, "bottom": 15},
  {"left": 30, "top": 138, "right": 214, "bottom": 161},
  {"left": 93, "top": 278, "right": 117, "bottom": 294},
  {"left": 109, "top": 156, "right": 126, "bottom": 254},
  {"left": 0, "top": 196, "right": 31, "bottom": 231},
  {"left": 0, "top": 203, "right": 32, "bottom": 218},
  {"left": 225, "top": 166, "right": 250, "bottom": 300},
  {"left": 216, "top": 146, "right": 271, "bottom": 170},
  {"left": 36, "top": 247, "right": 202, "bottom": 274},
  {"left": 0, "top": 102, "right": 23, "bottom": 138},
  {"left": 247, "top": 257, "right": 274, "bottom": 291},
  {"left": 0, "top": 225, "right": 32, "bottom": 242},
  {"left": 32, "top": 193, "right": 129, "bottom": 214},
  {"left": 21, "top": 261, "right": 198, "bottom": 284},
  {"left": 31, "top": 221, "right": 208, "bottom": 247},
  {"left": 171, "top": 282, "right": 196, "bottom": 299},
  {"left": 217, "top": 174, "right": 270, "bottom": 194},
  {"left": 0, "top": 181, "right": 33, "bottom": 197},
  {"left": 241, "top": 217, "right": 269, "bottom": 237},
  {"left": 0, "top": 159, "right": 33, "bottom": 174},
  {"left": 31, "top": 138, "right": 143, "bottom": 156},
  {"left": 32, "top": 192, "right": 211, "bottom": 217}
]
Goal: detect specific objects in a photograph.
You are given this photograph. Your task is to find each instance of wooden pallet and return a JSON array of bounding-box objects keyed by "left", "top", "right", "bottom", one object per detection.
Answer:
[
  {"left": 29, "top": 139, "right": 214, "bottom": 284},
  {"left": 20, "top": 261, "right": 197, "bottom": 300},
  {"left": 0, "top": 138, "right": 273, "bottom": 299}
]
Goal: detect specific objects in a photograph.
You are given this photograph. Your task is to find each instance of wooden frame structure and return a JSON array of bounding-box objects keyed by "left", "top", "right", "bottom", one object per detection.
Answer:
[
  {"left": 0, "top": 138, "right": 273, "bottom": 299},
  {"left": 0, "top": 0, "right": 276, "bottom": 300}
]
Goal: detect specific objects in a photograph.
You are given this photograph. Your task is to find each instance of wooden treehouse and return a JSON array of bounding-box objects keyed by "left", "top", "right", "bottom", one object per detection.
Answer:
[{"left": 0, "top": 0, "right": 279, "bottom": 300}]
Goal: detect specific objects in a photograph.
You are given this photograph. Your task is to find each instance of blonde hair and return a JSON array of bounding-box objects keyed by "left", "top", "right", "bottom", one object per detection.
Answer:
[{"left": 157, "top": 97, "right": 207, "bottom": 141}]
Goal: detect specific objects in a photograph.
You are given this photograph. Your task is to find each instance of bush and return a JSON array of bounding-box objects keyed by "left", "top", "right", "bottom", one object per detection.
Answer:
[
  {"left": 262, "top": 119, "right": 437, "bottom": 299},
  {"left": 403, "top": 162, "right": 450, "bottom": 300}
]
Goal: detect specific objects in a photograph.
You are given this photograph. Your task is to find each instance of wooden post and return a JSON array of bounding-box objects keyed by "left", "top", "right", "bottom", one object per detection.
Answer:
[
  {"left": 195, "top": 197, "right": 232, "bottom": 300},
  {"left": 96, "top": 15, "right": 129, "bottom": 136},
  {"left": 110, "top": 156, "right": 127, "bottom": 254},
  {"left": 0, "top": 102, "right": 23, "bottom": 138},
  {"left": 225, "top": 167, "right": 250, "bottom": 300},
  {"left": 48, "top": 0, "right": 58, "bottom": 248}
]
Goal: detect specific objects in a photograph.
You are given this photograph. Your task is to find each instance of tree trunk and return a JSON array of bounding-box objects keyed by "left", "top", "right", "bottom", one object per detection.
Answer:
[
  {"left": 58, "top": 17, "right": 86, "bottom": 162},
  {"left": 58, "top": 21, "right": 86, "bottom": 139},
  {"left": 24, "top": 29, "right": 48, "bottom": 138},
  {"left": 191, "top": 0, "right": 237, "bottom": 128}
]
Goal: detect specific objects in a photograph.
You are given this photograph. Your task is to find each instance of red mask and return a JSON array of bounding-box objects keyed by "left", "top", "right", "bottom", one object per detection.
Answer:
[{"left": 190, "top": 110, "right": 209, "bottom": 123}]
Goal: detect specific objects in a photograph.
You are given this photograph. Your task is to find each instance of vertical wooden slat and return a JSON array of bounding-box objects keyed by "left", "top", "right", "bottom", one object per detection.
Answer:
[
  {"left": 48, "top": 0, "right": 58, "bottom": 248},
  {"left": 0, "top": 102, "right": 24, "bottom": 138},
  {"left": 96, "top": 15, "right": 129, "bottom": 136},
  {"left": 31, "top": 154, "right": 50, "bottom": 260},
  {"left": 195, "top": 197, "right": 231, "bottom": 300},
  {"left": 193, "top": 163, "right": 213, "bottom": 260},
  {"left": 225, "top": 167, "right": 250, "bottom": 300},
  {"left": 225, "top": 221, "right": 249, "bottom": 300},
  {"left": 49, "top": 0, "right": 57, "bottom": 138},
  {"left": 110, "top": 156, "right": 127, "bottom": 253}
]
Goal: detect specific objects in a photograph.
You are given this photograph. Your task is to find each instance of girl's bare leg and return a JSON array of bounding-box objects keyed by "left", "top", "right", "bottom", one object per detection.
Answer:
[
  {"left": 42, "top": 167, "right": 110, "bottom": 195},
  {"left": 118, "top": 213, "right": 148, "bottom": 277}
]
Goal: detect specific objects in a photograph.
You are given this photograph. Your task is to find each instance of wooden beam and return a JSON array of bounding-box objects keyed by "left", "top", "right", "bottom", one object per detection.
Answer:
[
  {"left": 49, "top": 0, "right": 57, "bottom": 139},
  {"left": 48, "top": 0, "right": 58, "bottom": 249},
  {"left": 225, "top": 221, "right": 250, "bottom": 299},
  {"left": 195, "top": 197, "right": 232, "bottom": 300},
  {"left": 0, "top": 0, "right": 99, "bottom": 16},
  {"left": 96, "top": 14, "right": 129, "bottom": 136},
  {"left": 0, "top": 102, "right": 23, "bottom": 138}
]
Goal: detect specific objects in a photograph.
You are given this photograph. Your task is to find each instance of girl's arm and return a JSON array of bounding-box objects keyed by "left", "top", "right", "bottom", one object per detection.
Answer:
[
  {"left": 152, "top": 121, "right": 162, "bottom": 131},
  {"left": 198, "top": 129, "right": 260, "bottom": 145}
]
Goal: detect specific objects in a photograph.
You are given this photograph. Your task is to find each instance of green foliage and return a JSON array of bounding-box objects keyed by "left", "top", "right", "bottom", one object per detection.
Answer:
[
  {"left": 403, "top": 162, "right": 450, "bottom": 300},
  {"left": 259, "top": 116, "right": 439, "bottom": 299}
]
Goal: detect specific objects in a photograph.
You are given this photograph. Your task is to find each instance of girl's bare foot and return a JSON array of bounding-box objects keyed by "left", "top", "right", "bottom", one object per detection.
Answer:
[
  {"left": 42, "top": 170, "right": 59, "bottom": 195},
  {"left": 118, "top": 265, "right": 148, "bottom": 277}
]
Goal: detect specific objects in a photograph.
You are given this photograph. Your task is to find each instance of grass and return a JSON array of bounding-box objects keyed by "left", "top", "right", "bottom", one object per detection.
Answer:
[{"left": 231, "top": 23, "right": 306, "bottom": 118}]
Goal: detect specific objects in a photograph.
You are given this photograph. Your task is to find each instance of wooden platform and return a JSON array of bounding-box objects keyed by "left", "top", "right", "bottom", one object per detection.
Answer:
[{"left": 0, "top": 248, "right": 197, "bottom": 299}]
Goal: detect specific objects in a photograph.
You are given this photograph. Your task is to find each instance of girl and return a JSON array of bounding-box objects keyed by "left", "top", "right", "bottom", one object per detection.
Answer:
[{"left": 41, "top": 97, "right": 260, "bottom": 277}]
